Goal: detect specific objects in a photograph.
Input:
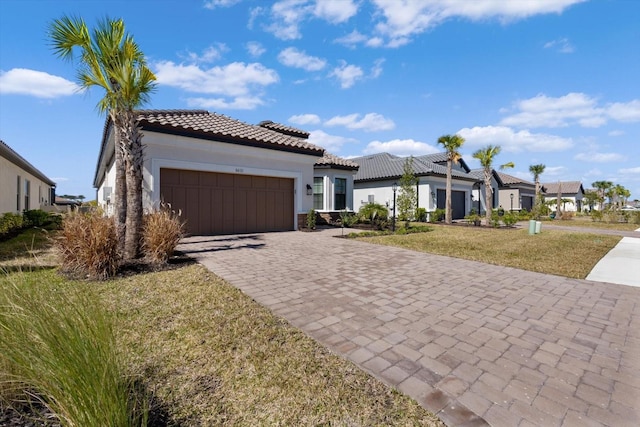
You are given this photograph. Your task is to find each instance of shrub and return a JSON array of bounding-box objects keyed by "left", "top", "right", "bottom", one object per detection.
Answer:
[
  {"left": 630, "top": 211, "right": 640, "bottom": 225},
  {"left": 358, "top": 202, "right": 388, "bottom": 222},
  {"left": 560, "top": 211, "right": 575, "bottom": 220},
  {"left": 142, "top": 204, "right": 185, "bottom": 266},
  {"left": 339, "top": 210, "right": 357, "bottom": 227},
  {"left": 490, "top": 211, "right": 501, "bottom": 228},
  {"left": 415, "top": 207, "right": 427, "bottom": 222},
  {"left": 56, "top": 211, "right": 119, "bottom": 280},
  {"left": 0, "top": 213, "right": 24, "bottom": 237},
  {"left": 429, "top": 208, "right": 445, "bottom": 223},
  {"left": 306, "top": 209, "right": 317, "bottom": 230},
  {"left": 591, "top": 210, "right": 604, "bottom": 222},
  {"left": 23, "top": 209, "right": 50, "bottom": 227},
  {"left": 502, "top": 211, "right": 518, "bottom": 227},
  {"left": 0, "top": 275, "right": 148, "bottom": 426}
]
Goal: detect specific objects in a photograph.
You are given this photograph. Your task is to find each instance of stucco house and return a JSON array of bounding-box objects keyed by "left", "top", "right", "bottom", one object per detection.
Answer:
[
  {"left": 351, "top": 152, "right": 478, "bottom": 220},
  {"left": 1, "top": 140, "right": 56, "bottom": 214},
  {"left": 93, "top": 110, "right": 357, "bottom": 235},
  {"left": 542, "top": 181, "right": 585, "bottom": 212},
  {"left": 495, "top": 172, "right": 536, "bottom": 212}
]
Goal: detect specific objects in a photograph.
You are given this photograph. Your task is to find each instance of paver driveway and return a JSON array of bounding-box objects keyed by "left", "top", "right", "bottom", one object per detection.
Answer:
[{"left": 178, "top": 228, "right": 640, "bottom": 427}]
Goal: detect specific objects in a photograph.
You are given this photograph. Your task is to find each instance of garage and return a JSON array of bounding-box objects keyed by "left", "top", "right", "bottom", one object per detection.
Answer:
[
  {"left": 160, "top": 168, "right": 294, "bottom": 235},
  {"left": 437, "top": 189, "right": 466, "bottom": 220}
]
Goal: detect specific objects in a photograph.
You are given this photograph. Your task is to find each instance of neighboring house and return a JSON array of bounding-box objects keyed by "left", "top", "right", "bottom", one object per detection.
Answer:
[
  {"left": 541, "top": 181, "right": 585, "bottom": 212},
  {"left": 351, "top": 152, "right": 478, "bottom": 220},
  {"left": 0, "top": 139, "right": 56, "bottom": 214},
  {"left": 312, "top": 152, "right": 359, "bottom": 222},
  {"left": 94, "top": 110, "right": 355, "bottom": 235},
  {"left": 495, "top": 172, "right": 536, "bottom": 212},
  {"left": 468, "top": 168, "right": 499, "bottom": 215}
]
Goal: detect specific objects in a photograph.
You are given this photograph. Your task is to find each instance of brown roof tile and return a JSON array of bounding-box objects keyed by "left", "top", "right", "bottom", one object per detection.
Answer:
[
  {"left": 258, "top": 120, "right": 311, "bottom": 139},
  {"left": 541, "top": 181, "right": 584, "bottom": 195},
  {"left": 315, "top": 152, "right": 359, "bottom": 170},
  {"left": 496, "top": 171, "right": 534, "bottom": 186}
]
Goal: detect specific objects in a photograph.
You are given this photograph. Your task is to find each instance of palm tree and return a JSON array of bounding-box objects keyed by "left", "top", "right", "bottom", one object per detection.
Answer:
[
  {"left": 437, "top": 134, "right": 465, "bottom": 224},
  {"left": 528, "top": 164, "right": 545, "bottom": 216},
  {"left": 50, "top": 16, "right": 156, "bottom": 260},
  {"left": 472, "top": 145, "right": 514, "bottom": 226},
  {"left": 592, "top": 180, "right": 613, "bottom": 211}
]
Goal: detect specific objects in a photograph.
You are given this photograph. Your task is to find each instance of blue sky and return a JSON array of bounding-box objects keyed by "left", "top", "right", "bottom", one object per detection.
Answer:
[{"left": 1, "top": 0, "right": 639, "bottom": 200}]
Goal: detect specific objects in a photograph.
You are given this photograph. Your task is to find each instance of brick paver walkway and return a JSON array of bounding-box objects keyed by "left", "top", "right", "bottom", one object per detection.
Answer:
[{"left": 178, "top": 229, "right": 640, "bottom": 426}]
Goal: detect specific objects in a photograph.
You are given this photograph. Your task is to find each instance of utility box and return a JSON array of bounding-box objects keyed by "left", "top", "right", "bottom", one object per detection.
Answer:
[
  {"left": 528, "top": 220, "right": 536, "bottom": 235},
  {"left": 535, "top": 221, "right": 542, "bottom": 234}
]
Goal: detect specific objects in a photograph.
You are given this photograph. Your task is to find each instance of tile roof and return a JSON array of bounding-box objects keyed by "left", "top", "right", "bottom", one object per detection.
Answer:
[
  {"left": 0, "top": 139, "right": 56, "bottom": 186},
  {"left": 315, "top": 152, "right": 359, "bottom": 170},
  {"left": 351, "top": 152, "right": 477, "bottom": 182},
  {"left": 496, "top": 171, "right": 534, "bottom": 186},
  {"left": 541, "top": 181, "right": 585, "bottom": 195},
  {"left": 137, "top": 110, "right": 324, "bottom": 155},
  {"left": 416, "top": 152, "right": 449, "bottom": 164},
  {"left": 258, "top": 120, "right": 310, "bottom": 139}
]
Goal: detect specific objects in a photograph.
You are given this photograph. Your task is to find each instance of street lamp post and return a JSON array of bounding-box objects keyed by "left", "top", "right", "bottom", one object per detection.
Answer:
[
  {"left": 510, "top": 193, "right": 514, "bottom": 212},
  {"left": 392, "top": 182, "right": 398, "bottom": 232}
]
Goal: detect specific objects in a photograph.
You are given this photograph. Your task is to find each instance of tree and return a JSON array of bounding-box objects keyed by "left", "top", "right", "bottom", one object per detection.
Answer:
[
  {"left": 50, "top": 16, "right": 156, "bottom": 260},
  {"left": 592, "top": 180, "right": 613, "bottom": 211},
  {"left": 555, "top": 181, "right": 562, "bottom": 219},
  {"left": 396, "top": 157, "right": 418, "bottom": 222},
  {"left": 437, "top": 134, "right": 465, "bottom": 224},
  {"left": 613, "top": 184, "right": 630, "bottom": 209},
  {"left": 528, "top": 164, "right": 545, "bottom": 217},
  {"left": 472, "top": 145, "right": 514, "bottom": 226},
  {"left": 583, "top": 189, "right": 601, "bottom": 212}
]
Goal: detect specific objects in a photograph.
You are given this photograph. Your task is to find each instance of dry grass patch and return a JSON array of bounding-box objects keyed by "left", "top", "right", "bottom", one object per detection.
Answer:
[
  {"left": 550, "top": 216, "right": 639, "bottom": 231},
  {"left": 358, "top": 225, "right": 620, "bottom": 279}
]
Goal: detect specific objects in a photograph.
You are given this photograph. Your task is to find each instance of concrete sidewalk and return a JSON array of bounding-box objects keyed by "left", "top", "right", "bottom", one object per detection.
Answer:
[
  {"left": 178, "top": 229, "right": 640, "bottom": 427},
  {"left": 587, "top": 237, "right": 640, "bottom": 287}
]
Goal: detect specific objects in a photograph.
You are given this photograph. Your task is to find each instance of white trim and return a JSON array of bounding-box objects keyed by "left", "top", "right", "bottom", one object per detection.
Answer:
[{"left": 151, "top": 158, "right": 303, "bottom": 230}]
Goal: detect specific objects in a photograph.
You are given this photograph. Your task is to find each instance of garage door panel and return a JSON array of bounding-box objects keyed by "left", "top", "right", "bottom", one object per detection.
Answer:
[{"left": 160, "top": 168, "right": 294, "bottom": 235}]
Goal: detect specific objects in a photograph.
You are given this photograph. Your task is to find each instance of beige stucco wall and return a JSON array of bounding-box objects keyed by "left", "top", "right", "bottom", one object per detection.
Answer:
[
  {"left": 0, "top": 156, "right": 53, "bottom": 214},
  {"left": 96, "top": 130, "right": 320, "bottom": 229}
]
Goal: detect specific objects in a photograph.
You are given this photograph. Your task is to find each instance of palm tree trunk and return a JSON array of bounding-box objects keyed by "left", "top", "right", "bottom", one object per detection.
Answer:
[
  {"left": 111, "top": 112, "right": 127, "bottom": 257},
  {"left": 484, "top": 169, "right": 492, "bottom": 225},
  {"left": 445, "top": 159, "right": 452, "bottom": 224},
  {"left": 123, "top": 112, "right": 144, "bottom": 260}
]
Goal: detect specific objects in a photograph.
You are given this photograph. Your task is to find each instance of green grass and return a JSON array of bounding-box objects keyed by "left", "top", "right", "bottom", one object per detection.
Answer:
[
  {"left": 1, "top": 232, "right": 443, "bottom": 426},
  {"left": 0, "top": 272, "right": 146, "bottom": 426},
  {"left": 0, "top": 228, "right": 53, "bottom": 261},
  {"left": 547, "top": 216, "right": 639, "bottom": 231},
  {"left": 357, "top": 225, "right": 620, "bottom": 279}
]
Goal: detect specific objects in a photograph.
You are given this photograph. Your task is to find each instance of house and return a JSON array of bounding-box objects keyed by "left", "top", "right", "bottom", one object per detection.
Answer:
[
  {"left": 351, "top": 152, "right": 479, "bottom": 220},
  {"left": 0, "top": 140, "right": 56, "bottom": 214},
  {"left": 312, "top": 152, "right": 359, "bottom": 223},
  {"left": 542, "top": 181, "right": 585, "bottom": 212},
  {"left": 468, "top": 168, "right": 499, "bottom": 215},
  {"left": 495, "top": 172, "right": 536, "bottom": 212},
  {"left": 94, "top": 110, "right": 357, "bottom": 235}
]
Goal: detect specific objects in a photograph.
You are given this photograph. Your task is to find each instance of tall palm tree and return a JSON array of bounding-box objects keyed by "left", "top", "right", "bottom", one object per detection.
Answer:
[
  {"left": 592, "top": 180, "right": 613, "bottom": 211},
  {"left": 437, "top": 134, "right": 465, "bottom": 224},
  {"left": 528, "top": 164, "right": 545, "bottom": 216},
  {"left": 50, "top": 16, "right": 156, "bottom": 260},
  {"left": 472, "top": 145, "right": 514, "bottom": 226}
]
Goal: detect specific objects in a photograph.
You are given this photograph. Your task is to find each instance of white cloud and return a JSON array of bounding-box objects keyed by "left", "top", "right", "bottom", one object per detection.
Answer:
[
  {"left": 371, "top": 0, "right": 586, "bottom": 47},
  {"left": 363, "top": 139, "right": 440, "bottom": 156},
  {"left": 264, "top": 0, "right": 310, "bottom": 40},
  {"left": 329, "top": 61, "right": 364, "bottom": 88},
  {"left": 607, "top": 100, "right": 640, "bottom": 122},
  {"left": 608, "top": 130, "right": 625, "bottom": 137},
  {"left": 543, "top": 166, "right": 567, "bottom": 177},
  {"left": 181, "top": 44, "right": 228, "bottom": 64},
  {"left": 289, "top": 113, "right": 321, "bottom": 125},
  {"left": 204, "top": 0, "right": 241, "bottom": 9},
  {"left": 0, "top": 68, "right": 79, "bottom": 98},
  {"left": 574, "top": 152, "right": 626, "bottom": 163},
  {"left": 154, "top": 61, "right": 278, "bottom": 96},
  {"left": 277, "top": 47, "right": 326, "bottom": 71},
  {"left": 186, "top": 96, "right": 264, "bottom": 110},
  {"left": 308, "top": 130, "right": 358, "bottom": 151},
  {"left": 619, "top": 167, "right": 640, "bottom": 174},
  {"left": 500, "top": 93, "right": 640, "bottom": 129},
  {"left": 245, "top": 41, "right": 266, "bottom": 58},
  {"left": 313, "top": 0, "right": 358, "bottom": 23},
  {"left": 544, "top": 38, "right": 575, "bottom": 53},
  {"left": 370, "top": 58, "right": 385, "bottom": 79},
  {"left": 457, "top": 125, "right": 573, "bottom": 152},
  {"left": 325, "top": 112, "right": 395, "bottom": 132},
  {"left": 334, "top": 30, "right": 368, "bottom": 48}
]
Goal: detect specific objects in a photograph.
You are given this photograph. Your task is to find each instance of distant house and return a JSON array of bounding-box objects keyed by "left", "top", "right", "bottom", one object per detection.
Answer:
[
  {"left": 495, "top": 172, "right": 536, "bottom": 212},
  {"left": 351, "top": 152, "right": 478, "bottom": 220},
  {"left": 0, "top": 140, "right": 56, "bottom": 214},
  {"left": 542, "top": 181, "right": 585, "bottom": 212},
  {"left": 94, "top": 110, "right": 356, "bottom": 235}
]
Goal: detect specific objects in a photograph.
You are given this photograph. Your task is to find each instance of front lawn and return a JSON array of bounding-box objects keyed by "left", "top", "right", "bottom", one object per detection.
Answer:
[
  {"left": 0, "top": 232, "right": 443, "bottom": 426},
  {"left": 357, "top": 225, "right": 620, "bottom": 279}
]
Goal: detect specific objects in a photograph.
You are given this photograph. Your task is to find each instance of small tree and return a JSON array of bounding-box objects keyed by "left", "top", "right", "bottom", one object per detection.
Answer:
[{"left": 396, "top": 157, "right": 418, "bottom": 222}]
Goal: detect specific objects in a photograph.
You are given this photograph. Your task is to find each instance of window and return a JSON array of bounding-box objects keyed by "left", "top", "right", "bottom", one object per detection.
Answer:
[
  {"left": 334, "top": 178, "right": 347, "bottom": 210},
  {"left": 313, "top": 177, "right": 323, "bottom": 210},
  {"left": 24, "top": 179, "right": 30, "bottom": 211},
  {"left": 16, "top": 176, "right": 21, "bottom": 211}
]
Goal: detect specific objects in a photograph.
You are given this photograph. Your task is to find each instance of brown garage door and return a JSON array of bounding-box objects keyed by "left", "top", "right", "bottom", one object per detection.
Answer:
[{"left": 160, "top": 168, "right": 294, "bottom": 235}]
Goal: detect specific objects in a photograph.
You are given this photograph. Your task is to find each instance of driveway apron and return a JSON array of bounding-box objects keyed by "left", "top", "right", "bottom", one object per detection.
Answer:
[{"left": 178, "top": 229, "right": 640, "bottom": 427}]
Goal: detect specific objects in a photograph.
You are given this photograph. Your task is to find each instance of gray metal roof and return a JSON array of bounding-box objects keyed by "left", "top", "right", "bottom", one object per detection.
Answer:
[
  {"left": 352, "top": 152, "right": 477, "bottom": 182},
  {"left": 0, "top": 140, "right": 56, "bottom": 186}
]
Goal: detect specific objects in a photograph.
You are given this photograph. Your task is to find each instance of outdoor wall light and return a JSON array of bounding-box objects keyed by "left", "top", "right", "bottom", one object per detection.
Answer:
[{"left": 306, "top": 184, "right": 312, "bottom": 195}]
